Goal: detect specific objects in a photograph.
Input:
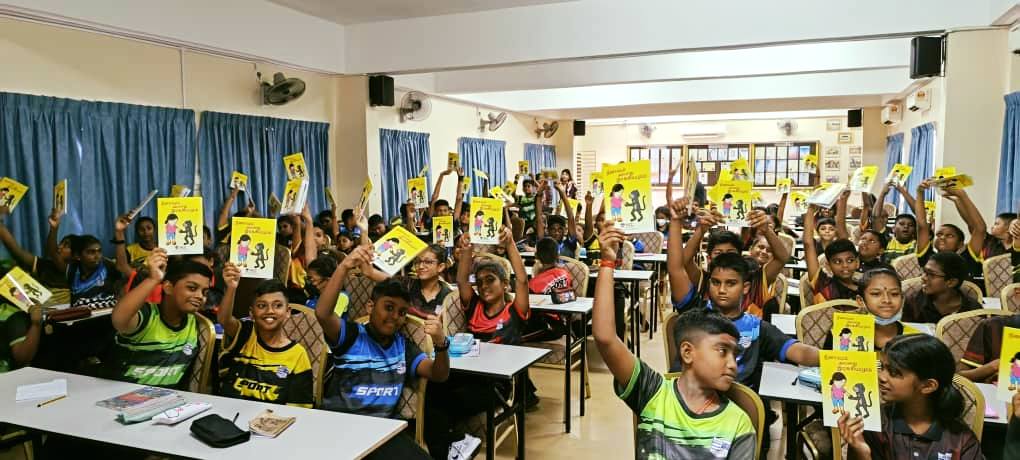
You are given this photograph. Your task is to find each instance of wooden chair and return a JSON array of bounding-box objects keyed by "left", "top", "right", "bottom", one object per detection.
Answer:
[
  {"left": 777, "top": 233, "right": 796, "bottom": 257},
  {"left": 795, "top": 299, "right": 863, "bottom": 348},
  {"left": 891, "top": 254, "right": 923, "bottom": 281},
  {"left": 935, "top": 309, "right": 1011, "bottom": 365},
  {"left": 902, "top": 276, "right": 922, "bottom": 300},
  {"left": 953, "top": 374, "right": 986, "bottom": 440},
  {"left": 282, "top": 305, "right": 331, "bottom": 407},
  {"left": 344, "top": 275, "right": 378, "bottom": 321},
  {"left": 632, "top": 232, "right": 664, "bottom": 256},
  {"left": 441, "top": 291, "right": 468, "bottom": 337},
  {"left": 397, "top": 316, "right": 434, "bottom": 448},
  {"left": 799, "top": 273, "right": 814, "bottom": 309},
  {"left": 800, "top": 421, "right": 841, "bottom": 460},
  {"left": 186, "top": 313, "right": 217, "bottom": 394},
  {"left": 983, "top": 253, "right": 1013, "bottom": 299},
  {"left": 619, "top": 241, "right": 635, "bottom": 270},
  {"left": 1001, "top": 282, "right": 1020, "bottom": 313},
  {"left": 0, "top": 428, "right": 34, "bottom": 460},
  {"left": 662, "top": 312, "right": 680, "bottom": 372},
  {"left": 961, "top": 281, "right": 984, "bottom": 304},
  {"left": 772, "top": 273, "right": 790, "bottom": 314}
]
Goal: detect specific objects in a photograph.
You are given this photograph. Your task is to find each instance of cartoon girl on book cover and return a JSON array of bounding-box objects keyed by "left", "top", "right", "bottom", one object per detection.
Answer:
[
  {"left": 237, "top": 235, "right": 251, "bottom": 267},
  {"left": 377, "top": 238, "right": 398, "bottom": 254},
  {"left": 1010, "top": 352, "right": 1020, "bottom": 391},
  {"left": 829, "top": 371, "right": 847, "bottom": 415},
  {"left": 722, "top": 194, "right": 733, "bottom": 218},
  {"left": 474, "top": 211, "right": 484, "bottom": 236},
  {"left": 610, "top": 184, "right": 624, "bottom": 222},
  {"left": 838, "top": 328, "right": 852, "bottom": 351},
  {"left": 164, "top": 213, "right": 179, "bottom": 246}
]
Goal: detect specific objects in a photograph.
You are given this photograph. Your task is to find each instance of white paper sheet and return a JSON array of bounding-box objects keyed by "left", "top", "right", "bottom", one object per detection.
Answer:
[{"left": 16, "top": 378, "right": 67, "bottom": 402}]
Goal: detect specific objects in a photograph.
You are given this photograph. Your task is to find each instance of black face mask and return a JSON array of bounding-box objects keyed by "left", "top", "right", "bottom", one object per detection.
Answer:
[{"left": 304, "top": 282, "right": 320, "bottom": 298}]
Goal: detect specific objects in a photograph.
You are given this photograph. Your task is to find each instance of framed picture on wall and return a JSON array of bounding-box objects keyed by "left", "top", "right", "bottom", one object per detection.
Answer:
[
  {"left": 827, "top": 119, "right": 842, "bottom": 131},
  {"left": 838, "top": 132, "right": 853, "bottom": 144},
  {"left": 824, "top": 146, "right": 840, "bottom": 158},
  {"left": 848, "top": 146, "right": 862, "bottom": 156}
]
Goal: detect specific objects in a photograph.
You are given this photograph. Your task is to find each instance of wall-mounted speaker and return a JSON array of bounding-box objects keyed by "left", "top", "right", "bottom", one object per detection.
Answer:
[
  {"left": 910, "top": 36, "right": 944, "bottom": 79},
  {"left": 847, "top": 109, "right": 862, "bottom": 128},
  {"left": 368, "top": 75, "right": 394, "bottom": 107},
  {"left": 573, "top": 120, "right": 586, "bottom": 136}
]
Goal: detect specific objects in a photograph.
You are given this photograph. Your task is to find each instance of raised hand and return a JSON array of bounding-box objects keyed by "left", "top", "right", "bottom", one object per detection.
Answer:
[
  {"left": 584, "top": 191, "right": 594, "bottom": 205},
  {"left": 222, "top": 262, "right": 241, "bottom": 289},
  {"left": 342, "top": 245, "right": 374, "bottom": 270},
  {"left": 499, "top": 226, "right": 514, "bottom": 248},
  {"left": 598, "top": 222, "right": 626, "bottom": 261},
  {"left": 669, "top": 198, "right": 690, "bottom": 221},
  {"left": 146, "top": 248, "right": 168, "bottom": 281},
  {"left": 837, "top": 413, "right": 870, "bottom": 457},
  {"left": 115, "top": 214, "right": 132, "bottom": 233},
  {"left": 746, "top": 209, "right": 770, "bottom": 229},
  {"left": 48, "top": 208, "right": 62, "bottom": 228},
  {"left": 424, "top": 314, "right": 445, "bottom": 348}
]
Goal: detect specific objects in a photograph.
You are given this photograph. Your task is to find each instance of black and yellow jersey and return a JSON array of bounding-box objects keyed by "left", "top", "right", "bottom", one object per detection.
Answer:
[{"left": 219, "top": 320, "right": 313, "bottom": 408}]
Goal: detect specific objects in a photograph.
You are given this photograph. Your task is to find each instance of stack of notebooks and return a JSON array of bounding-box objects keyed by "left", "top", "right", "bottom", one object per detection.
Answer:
[{"left": 96, "top": 387, "right": 187, "bottom": 424}]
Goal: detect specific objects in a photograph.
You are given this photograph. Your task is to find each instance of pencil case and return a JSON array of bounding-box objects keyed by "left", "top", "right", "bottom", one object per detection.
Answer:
[
  {"left": 798, "top": 367, "right": 821, "bottom": 392},
  {"left": 448, "top": 333, "right": 475, "bottom": 356}
]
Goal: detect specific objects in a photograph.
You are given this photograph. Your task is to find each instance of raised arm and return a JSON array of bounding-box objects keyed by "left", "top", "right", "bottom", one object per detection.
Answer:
[
  {"left": 914, "top": 180, "right": 933, "bottom": 251},
  {"left": 112, "top": 214, "right": 133, "bottom": 276},
  {"left": 217, "top": 188, "right": 240, "bottom": 230},
  {"left": 502, "top": 227, "right": 530, "bottom": 318},
  {"left": 454, "top": 233, "right": 476, "bottom": 306},
  {"left": 667, "top": 198, "right": 693, "bottom": 303},
  {"left": 216, "top": 262, "right": 242, "bottom": 340},
  {"left": 583, "top": 191, "right": 595, "bottom": 243},
  {"left": 430, "top": 168, "right": 453, "bottom": 216},
  {"left": 858, "top": 192, "right": 873, "bottom": 234},
  {"left": 682, "top": 211, "right": 719, "bottom": 285},
  {"left": 452, "top": 168, "right": 465, "bottom": 222},
  {"left": 315, "top": 245, "right": 372, "bottom": 344},
  {"left": 111, "top": 249, "right": 166, "bottom": 334},
  {"left": 535, "top": 181, "right": 548, "bottom": 239},
  {"left": 803, "top": 205, "right": 821, "bottom": 281},
  {"left": 750, "top": 209, "right": 791, "bottom": 284},
  {"left": 592, "top": 223, "right": 637, "bottom": 387},
  {"left": 413, "top": 314, "right": 450, "bottom": 382},
  {"left": 301, "top": 205, "right": 317, "bottom": 264},
  {"left": 0, "top": 207, "right": 39, "bottom": 270},
  {"left": 835, "top": 189, "right": 851, "bottom": 240},
  {"left": 10, "top": 305, "right": 43, "bottom": 367},
  {"left": 872, "top": 183, "right": 893, "bottom": 232},
  {"left": 945, "top": 187, "right": 987, "bottom": 256},
  {"left": 555, "top": 183, "right": 576, "bottom": 240},
  {"left": 44, "top": 209, "right": 63, "bottom": 266},
  {"left": 776, "top": 191, "right": 789, "bottom": 223},
  {"left": 895, "top": 183, "right": 918, "bottom": 215},
  {"left": 665, "top": 159, "right": 682, "bottom": 204}
]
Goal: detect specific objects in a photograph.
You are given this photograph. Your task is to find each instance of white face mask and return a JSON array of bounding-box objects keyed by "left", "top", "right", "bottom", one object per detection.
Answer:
[
  {"left": 656, "top": 219, "right": 668, "bottom": 228},
  {"left": 873, "top": 310, "right": 902, "bottom": 326}
]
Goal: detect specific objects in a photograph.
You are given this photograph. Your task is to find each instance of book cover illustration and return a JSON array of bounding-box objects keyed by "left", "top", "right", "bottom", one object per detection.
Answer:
[
  {"left": 230, "top": 171, "right": 248, "bottom": 192},
  {"left": 886, "top": 163, "right": 913, "bottom": 186},
  {"left": 249, "top": 409, "right": 296, "bottom": 438},
  {"left": 268, "top": 193, "right": 282, "bottom": 217},
  {"left": 283, "top": 152, "right": 307, "bottom": 180},
  {"left": 924, "top": 201, "right": 937, "bottom": 222},
  {"left": 169, "top": 185, "right": 191, "bottom": 198},
  {"left": 280, "top": 178, "right": 309, "bottom": 216},
  {"left": 934, "top": 174, "right": 973, "bottom": 191},
  {"left": 230, "top": 217, "right": 277, "bottom": 279},
  {"left": 96, "top": 386, "right": 179, "bottom": 411},
  {"left": 461, "top": 176, "right": 471, "bottom": 196},
  {"left": 0, "top": 177, "right": 29, "bottom": 211},
  {"left": 590, "top": 172, "right": 604, "bottom": 196},
  {"left": 997, "top": 326, "right": 1020, "bottom": 401},
  {"left": 53, "top": 179, "right": 67, "bottom": 217},
  {"left": 518, "top": 161, "right": 530, "bottom": 176},
  {"left": 448, "top": 152, "right": 460, "bottom": 170},
  {"left": 157, "top": 197, "right": 204, "bottom": 255},
  {"left": 831, "top": 312, "right": 874, "bottom": 352},
  {"left": 603, "top": 159, "right": 653, "bottom": 234},
  {"left": 848, "top": 166, "right": 878, "bottom": 193},
  {"left": 775, "top": 178, "right": 793, "bottom": 195},
  {"left": 358, "top": 178, "right": 373, "bottom": 213},
  {"left": 708, "top": 180, "right": 752, "bottom": 227},
  {"left": 729, "top": 158, "right": 750, "bottom": 181},
  {"left": 790, "top": 191, "right": 810, "bottom": 214},
  {"left": 821, "top": 351, "right": 881, "bottom": 432},
  {"left": 407, "top": 176, "right": 428, "bottom": 209},
  {"left": 489, "top": 186, "right": 510, "bottom": 202},
  {"left": 0, "top": 267, "right": 52, "bottom": 311},
  {"left": 804, "top": 154, "right": 819, "bottom": 172},
  {"left": 432, "top": 215, "right": 454, "bottom": 247},
  {"left": 469, "top": 197, "right": 504, "bottom": 245},
  {"left": 934, "top": 166, "right": 957, "bottom": 180},
  {"left": 806, "top": 182, "right": 847, "bottom": 209},
  {"left": 750, "top": 191, "right": 764, "bottom": 208},
  {"left": 373, "top": 225, "right": 428, "bottom": 276}
]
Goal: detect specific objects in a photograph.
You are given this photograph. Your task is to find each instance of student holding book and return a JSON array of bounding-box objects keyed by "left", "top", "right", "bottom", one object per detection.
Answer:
[
  {"left": 594, "top": 222, "right": 756, "bottom": 459},
  {"left": 805, "top": 204, "right": 861, "bottom": 303},
  {"left": 982, "top": 212, "right": 1016, "bottom": 259},
  {"left": 913, "top": 179, "right": 986, "bottom": 284},
  {"left": 838, "top": 334, "right": 983, "bottom": 459},
  {"left": 215, "top": 187, "right": 258, "bottom": 247},
  {"left": 124, "top": 216, "right": 157, "bottom": 265},
  {"left": 0, "top": 205, "right": 75, "bottom": 290},
  {"left": 902, "top": 251, "right": 981, "bottom": 324},
  {"left": 536, "top": 181, "right": 578, "bottom": 258},
  {"left": 872, "top": 182, "right": 919, "bottom": 264},
  {"left": 0, "top": 267, "right": 44, "bottom": 373},
  {"left": 823, "top": 268, "right": 921, "bottom": 352},
  {"left": 357, "top": 244, "right": 454, "bottom": 319}
]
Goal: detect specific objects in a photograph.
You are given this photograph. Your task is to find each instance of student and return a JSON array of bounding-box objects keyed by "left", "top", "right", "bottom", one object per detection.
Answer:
[
  {"left": 593, "top": 223, "right": 756, "bottom": 459},
  {"left": 813, "top": 217, "right": 839, "bottom": 255},
  {"left": 536, "top": 181, "right": 578, "bottom": 258},
  {"left": 873, "top": 182, "right": 919, "bottom": 264},
  {"left": 106, "top": 250, "right": 213, "bottom": 387},
  {"left": 824, "top": 268, "right": 920, "bottom": 352},
  {"left": 215, "top": 187, "right": 258, "bottom": 247},
  {"left": 367, "top": 214, "right": 387, "bottom": 242},
  {"left": 358, "top": 244, "right": 454, "bottom": 319},
  {"left": 913, "top": 179, "right": 986, "bottom": 284},
  {"left": 429, "top": 167, "right": 466, "bottom": 223},
  {"left": 312, "top": 246, "right": 444, "bottom": 458},
  {"left": 304, "top": 255, "right": 338, "bottom": 310},
  {"left": 71, "top": 234, "right": 124, "bottom": 309},
  {"left": 124, "top": 216, "right": 157, "bottom": 265},
  {"left": 983, "top": 212, "right": 1016, "bottom": 259},
  {"left": 959, "top": 311, "right": 1020, "bottom": 383},
  {"left": 902, "top": 252, "right": 981, "bottom": 324},
  {"left": 517, "top": 178, "right": 539, "bottom": 235},
  {"left": 838, "top": 334, "right": 983, "bottom": 460},
  {"left": 122, "top": 248, "right": 219, "bottom": 307},
  {"left": 805, "top": 204, "right": 861, "bottom": 303},
  {"left": 0, "top": 268, "right": 44, "bottom": 373},
  {"left": 857, "top": 229, "right": 891, "bottom": 272},
  {"left": 0, "top": 205, "right": 75, "bottom": 290},
  {"left": 524, "top": 237, "right": 575, "bottom": 342},
  {"left": 217, "top": 270, "right": 313, "bottom": 408}
]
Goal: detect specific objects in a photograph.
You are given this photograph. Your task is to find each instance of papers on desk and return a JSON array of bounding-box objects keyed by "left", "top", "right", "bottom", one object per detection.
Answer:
[
  {"left": 249, "top": 409, "right": 296, "bottom": 438},
  {"left": 15, "top": 378, "right": 67, "bottom": 402},
  {"left": 97, "top": 386, "right": 187, "bottom": 424}
]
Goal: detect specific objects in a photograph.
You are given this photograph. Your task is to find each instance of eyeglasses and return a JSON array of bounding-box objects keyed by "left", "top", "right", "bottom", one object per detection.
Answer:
[
  {"left": 414, "top": 259, "right": 439, "bottom": 267},
  {"left": 922, "top": 269, "right": 946, "bottom": 279}
]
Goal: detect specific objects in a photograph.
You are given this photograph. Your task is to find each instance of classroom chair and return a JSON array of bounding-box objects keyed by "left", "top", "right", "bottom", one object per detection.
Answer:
[
  {"left": 397, "top": 316, "right": 434, "bottom": 448},
  {"left": 632, "top": 232, "right": 663, "bottom": 258},
  {"left": 983, "top": 253, "right": 1013, "bottom": 299},
  {"left": 777, "top": 233, "right": 796, "bottom": 259},
  {"left": 283, "top": 304, "right": 331, "bottom": 407},
  {"left": 0, "top": 427, "right": 34, "bottom": 460},
  {"left": 344, "top": 275, "right": 378, "bottom": 321},
  {"left": 902, "top": 276, "right": 983, "bottom": 306},
  {"left": 934, "top": 308, "right": 1011, "bottom": 366},
  {"left": 795, "top": 299, "right": 862, "bottom": 348},
  {"left": 816, "top": 254, "right": 833, "bottom": 277},
  {"left": 661, "top": 312, "right": 682, "bottom": 371},
  {"left": 772, "top": 273, "right": 790, "bottom": 314},
  {"left": 186, "top": 312, "right": 217, "bottom": 394},
  {"left": 619, "top": 240, "right": 635, "bottom": 270},
  {"left": 800, "top": 421, "right": 841, "bottom": 460},
  {"left": 953, "top": 374, "right": 986, "bottom": 440},
  {"left": 798, "top": 273, "right": 814, "bottom": 309},
  {"left": 440, "top": 291, "right": 467, "bottom": 336},
  {"left": 1000, "top": 282, "right": 1020, "bottom": 313},
  {"left": 891, "top": 254, "right": 923, "bottom": 281}
]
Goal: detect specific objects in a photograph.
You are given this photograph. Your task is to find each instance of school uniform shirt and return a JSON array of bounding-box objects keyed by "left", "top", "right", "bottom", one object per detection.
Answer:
[
  {"left": 322, "top": 313, "right": 426, "bottom": 418},
  {"left": 617, "top": 359, "right": 757, "bottom": 460},
  {"left": 126, "top": 243, "right": 152, "bottom": 265},
  {"left": 982, "top": 232, "right": 1009, "bottom": 260},
  {"left": 862, "top": 405, "right": 983, "bottom": 460},
  {"left": 882, "top": 234, "right": 917, "bottom": 265},
  {"left": 466, "top": 293, "right": 530, "bottom": 345},
  {"left": 219, "top": 320, "right": 313, "bottom": 408},
  {"left": 916, "top": 242, "right": 984, "bottom": 287},
  {"left": 30, "top": 256, "right": 69, "bottom": 289},
  {"left": 961, "top": 314, "right": 1020, "bottom": 371},
  {"left": 0, "top": 302, "right": 30, "bottom": 373},
  {"left": 556, "top": 236, "right": 579, "bottom": 258},
  {"left": 517, "top": 194, "right": 537, "bottom": 223},
  {"left": 902, "top": 290, "right": 982, "bottom": 324},
  {"left": 395, "top": 276, "right": 453, "bottom": 319},
  {"left": 105, "top": 303, "right": 197, "bottom": 388},
  {"left": 67, "top": 259, "right": 123, "bottom": 310},
  {"left": 811, "top": 270, "right": 859, "bottom": 305}
]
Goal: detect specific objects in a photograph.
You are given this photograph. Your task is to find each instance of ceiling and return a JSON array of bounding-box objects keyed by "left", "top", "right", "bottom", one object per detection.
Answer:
[{"left": 267, "top": 0, "right": 576, "bottom": 25}]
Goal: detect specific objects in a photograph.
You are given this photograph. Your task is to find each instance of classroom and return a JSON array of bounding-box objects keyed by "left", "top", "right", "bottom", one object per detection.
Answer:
[{"left": 3, "top": 1, "right": 1020, "bottom": 459}]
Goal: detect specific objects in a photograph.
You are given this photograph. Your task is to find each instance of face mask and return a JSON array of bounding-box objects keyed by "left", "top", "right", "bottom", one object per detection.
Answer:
[
  {"left": 873, "top": 310, "right": 902, "bottom": 326},
  {"left": 656, "top": 219, "right": 668, "bottom": 228}
]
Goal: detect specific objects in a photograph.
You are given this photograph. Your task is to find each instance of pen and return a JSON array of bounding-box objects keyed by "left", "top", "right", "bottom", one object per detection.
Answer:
[
  {"left": 37, "top": 395, "right": 66, "bottom": 407},
  {"left": 232, "top": 412, "right": 240, "bottom": 424}
]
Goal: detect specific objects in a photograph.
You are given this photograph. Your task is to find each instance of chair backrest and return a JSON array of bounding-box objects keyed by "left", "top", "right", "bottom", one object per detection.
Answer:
[
  {"left": 960, "top": 281, "right": 983, "bottom": 304},
  {"left": 891, "top": 254, "right": 923, "bottom": 281},
  {"left": 396, "top": 315, "right": 433, "bottom": 446},
  {"left": 902, "top": 276, "right": 922, "bottom": 300},
  {"left": 619, "top": 241, "right": 635, "bottom": 270},
  {"left": 632, "top": 232, "right": 664, "bottom": 255},
  {"left": 186, "top": 313, "right": 217, "bottom": 394},
  {"left": 983, "top": 253, "right": 1013, "bottom": 298},
  {"left": 777, "top": 233, "right": 796, "bottom": 258},
  {"left": 799, "top": 273, "right": 814, "bottom": 308},
  {"left": 283, "top": 304, "right": 331, "bottom": 406},
  {"left": 935, "top": 308, "right": 1011, "bottom": 365},
  {"left": 275, "top": 245, "right": 293, "bottom": 285},
  {"left": 953, "top": 374, "right": 986, "bottom": 440},
  {"left": 441, "top": 291, "right": 467, "bottom": 335},
  {"left": 795, "top": 299, "right": 864, "bottom": 348},
  {"left": 662, "top": 312, "right": 680, "bottom": 372},
  {"left": 772, "top": 274, "right": 789, "bottom": 314},
  {"left": 345, "top": 275, "right": 378, "bottom": 321},
  {"left": 1001, "top": 282, "right": 1020, "bottom": 313}
]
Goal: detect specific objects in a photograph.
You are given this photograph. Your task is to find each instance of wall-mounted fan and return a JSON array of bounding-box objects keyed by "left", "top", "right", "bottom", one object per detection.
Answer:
[
  {"left": 535, "top": 121, "right": 559, "bottom": 138},
  {"left": 259, "top": 72, "right": 306, "bottom": 105},
  {"left": 777, "top": 120, "right": 797, "bottom": 136},
  {"left": 640, "top": 124, "right": 656, "bottom": 138},
  {"left": 399, "top": 91, "right": 432, "bottom": 122},
  {"left": 478, "top": 112, "right": 508, "bottom": 132}
]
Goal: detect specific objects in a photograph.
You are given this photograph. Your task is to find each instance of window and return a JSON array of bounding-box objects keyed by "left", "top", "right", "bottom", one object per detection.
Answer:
[
  {"left": 687, "top": 144, "right": 750, "bottom": 186},
  {"left": 575, "top": 150, "right": 597, "bottom": 195},
  {"left": 628, "top": 146, "right": 683, "bottom": 185},
  {"left": 752, "top": 142, "right": 819, "bottom": 187}
]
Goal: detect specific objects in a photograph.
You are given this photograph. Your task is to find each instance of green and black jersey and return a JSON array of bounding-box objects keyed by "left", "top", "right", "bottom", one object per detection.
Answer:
[
  {"left": 616, "top": 359, "right": 756, "bottom": 460},
  {"left": 219, "top": 320, "right": 314, "bottom": 408},
  {"left": 106, "top": 303, "right": 197, "bottom": 388},
  {"left": 0, "top": 303, "right": 30, "bottom": 373}
]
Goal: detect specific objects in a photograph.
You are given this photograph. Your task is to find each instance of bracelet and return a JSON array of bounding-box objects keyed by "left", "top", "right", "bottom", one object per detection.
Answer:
[
  {"left": 434, "top": 340, "right": 450, "bottom": 353},
  {"left": 110, "top": 239, "right": 126, "bottom": 245},
  {"left": 599, "top": 259, "right": 617, "bottom": 269}
]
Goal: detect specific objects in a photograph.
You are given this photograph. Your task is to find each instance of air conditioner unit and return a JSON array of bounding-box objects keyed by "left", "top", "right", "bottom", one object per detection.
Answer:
[
  {"left": 881, "top": 104, "right": 902, "bottom": 125},
  {"left": 906, "top": 88, "right": 932, "bottom": 112},
  {"left": 681, "top": 123, "right": 727, "bottom": 140}
]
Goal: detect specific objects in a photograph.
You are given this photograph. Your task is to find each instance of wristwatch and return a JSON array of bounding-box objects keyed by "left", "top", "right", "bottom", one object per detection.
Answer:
[{"left": 434, "top": 339, "right": 450, "bottom": 353}]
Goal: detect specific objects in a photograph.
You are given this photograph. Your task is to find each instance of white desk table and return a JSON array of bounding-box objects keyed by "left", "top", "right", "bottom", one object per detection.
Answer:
[
  {"left": 528, "top": 295, "right": 593, "bottom": 433},
  {"left": 449, "top": 343, "right": 549, "bottom": 460},
  {"left": 772, "top": 314, "right": 797, "bottom": 336},
  {"left": 596, "top": 270, "right": 655, "bottom": 358},
  {"left": 983, "top": 297, "right": 1002, "bottom": 310},
  {"left": 632, "top": 253, "right": 667, "bottom": 263},
  {"left": 0, "top": 367, "right": 405, "bottom": 459}
]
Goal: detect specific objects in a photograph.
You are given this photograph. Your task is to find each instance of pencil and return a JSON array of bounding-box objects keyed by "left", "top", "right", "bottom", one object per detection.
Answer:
[{"left": 37, "top": 395, "right": 66, "bottom": 407}]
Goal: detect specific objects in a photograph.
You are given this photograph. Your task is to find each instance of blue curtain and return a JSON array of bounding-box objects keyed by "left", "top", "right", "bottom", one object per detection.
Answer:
[
  {"left": 459, "top": 137, "right": 507, "bottom": 198},
  {"left": 379, "top": 129, "right": 431, "bottom": 220},
  {"left": 884, "top": 132, "right": 905, "bottom": 210},
  {"left": 524, "top": 143, "right": 556, "bottom": 173},
  {"left": 905, "top": 123, "right": 936, "bottom": 211},
  {"left": 997, "top": 92, "right": 1020, "bottom": 213},
  {"left": 0, "top": 92, "right": 195, "bottom": 255},
  {"left": 198, "top": 112, "right": 330, "bottom": 226}
]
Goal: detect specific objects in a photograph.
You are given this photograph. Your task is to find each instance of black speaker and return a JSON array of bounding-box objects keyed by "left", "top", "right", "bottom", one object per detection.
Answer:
[
  {"left": 573, "top": 120, "right": 586, "bottom": 136},
  {"left": 910, "top": 36, "right": 943, "bottom": 79},
  {"left": 847, "top": 109, "right": 862, "bottom": 128},
  {"left": 369, "top": 75, "right": 394, "bottom": 107}
]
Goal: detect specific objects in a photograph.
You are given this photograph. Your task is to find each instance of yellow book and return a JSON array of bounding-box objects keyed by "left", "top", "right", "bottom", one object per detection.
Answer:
[
  {"left": 157, "top": 197, "right": 204, "bottom": 255},
  {"left": 934, "top": 173, "right": 973, "bottom": 191},
  {"left": 716, "top": 166, "right": 734, "bottom": 185},
  {"left": 503, "top": 181, "right": 517, "bottom": 196},
  {"left": 684, "top": 160, "right": 699, "bottom": 201},
  {"left": 324, "top": 187, "right": 336, "bottom": 208},
  {"left": 447, "top": 152, "right": 460, "bottom": 170},
  {"left": 750, "top": 191, "right": 764, "bottom": 207},
  {"left": 0, "top": 267, "right": 52, "bottom": 311},
  {"left": 474, "top": 169, "right": 488, "bottom": 181},
  {"left": 806, "top": 182, "right": 847, "bottom": 209},
  {"left": 357, "top": 178, "right": 373, "bottom": 212},
  {"left": 590, "top": 172, "right": 604, "bottom": 196},
  {"left": 997, "top": 326, "right": 1020, "bottom": 401},
  {"left": 489, "top": 186, "right": 508, "bottom": 202},
  {"left": 461, "top": 176, "right": 471, "bottom": 195},
  {"left": 708, "top": 180, "right": 753, "bottom": 227},
  {"left": 170, "top": 184, "right": 191, "bottom": 198},
  {"left": 831, "top": 312, "right": 875, "bottom": 352},
  {"left": 775, "top": 178, "right": 793, "bottom": 195},
  {"left": 0, "top": 177, "right": 29, "bottom": 212},
  {"left": 730, "top": 158, "right": 751, "bottom": 181},
  {"left": 886, "top": 163, "right": 912, "bottom": 186},
  {"left": 230, "top": 217, "right": 277, "bottom": 279},
  {"left": 407, "top": 177, "right": 428, "bottom": 208},
  {"left": 849, "top": 166, "right": 878, "bottom": 193},
  {"left": 924, "top": 200, "right": 937, "bottom": 222},
  {"left": 283, "top": 152, "right": 307, "bottom": 180},
  {"left": 469, "top": 197, "right": 504, "bottom": 245},
  {"left": 433, "top": 215, "right": 454, "bottom": 247},
  {"left": 804, "top": 153, "right": 819, "bottom": 171},
  {"left": 821, "top": 351, "right": 881, "bottom": 431},
  {"left": 790, "top": 191, "right": 810, "bottom": 214},
  {"left": 603, "top": 159, "right": 653, "bottom": 234},
  {"left": 560, "top": 198, "right": 580, "bottom": 217},
  {"left": 541, "top": 168, "right": 558, "bottom": 181},
  {"left": 280, "top": 178, "right": 309, "bottom": 215},
  {"left": 268, "top": 193, "right": 282, "bottom": 217},
  {"left": 518, "top": 161, "right": 530, "bottom": 176},
  {"left": 53, "top": 179, "right": 68, "bottom": 217},
  {"left": 372, "top": 226, "right": 428, "bottom": 276},
  {"left": 230, "top": 171, "right": 248, "bottom": 192},
  {"left": 419, "top": 165, "right": 429, "bottom": 177},
  {"left": 934, "top": 166, "right": 957, "bottom": 180}
]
